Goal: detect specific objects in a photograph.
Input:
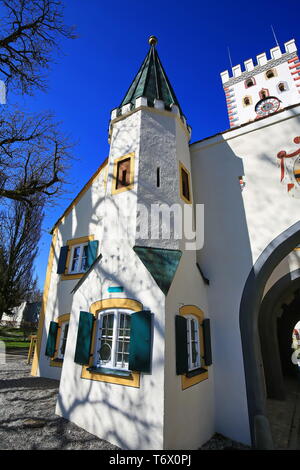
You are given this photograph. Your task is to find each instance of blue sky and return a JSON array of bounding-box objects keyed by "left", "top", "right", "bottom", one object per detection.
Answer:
[{"left": 11, "top": 0, "right": 299, "bottom": 289}]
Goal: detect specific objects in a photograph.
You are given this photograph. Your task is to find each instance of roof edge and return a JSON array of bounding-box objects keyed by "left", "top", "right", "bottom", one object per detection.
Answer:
[{"left": 50, "top": 157, "right": 108, "bottom": 234}]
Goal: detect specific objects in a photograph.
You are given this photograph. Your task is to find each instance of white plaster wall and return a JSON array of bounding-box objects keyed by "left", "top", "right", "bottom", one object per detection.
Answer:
[
  {"left": 136, "top": 109, "right": 191, "bottom": 252},
  {"left": 37, "top": 166, "right": 107, "bottom": 380},
  {"left": 230, "top": 60, "right": 299, "bottom": 125},
  {"left": 56, "top": 244, "right": 166, "bottom": 450},
  {"left": 190, "top": 105, "right": 300, "bottom": 445},
  {"left": 164, "top": 249, "right": 214, "bottom": 449},
  {"left": 54, "top": 109, "right": 165, "bottom": 449}
]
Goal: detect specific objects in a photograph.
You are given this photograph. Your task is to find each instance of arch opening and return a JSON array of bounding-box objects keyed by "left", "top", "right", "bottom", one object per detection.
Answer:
[{"left": 239, "top": 221, "right": 300, "bottom": 449}]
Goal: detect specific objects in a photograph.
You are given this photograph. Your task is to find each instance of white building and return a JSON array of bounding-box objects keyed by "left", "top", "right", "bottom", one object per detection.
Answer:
[{"left": 32, "top": 36, "right": 300, "bottom": 450}]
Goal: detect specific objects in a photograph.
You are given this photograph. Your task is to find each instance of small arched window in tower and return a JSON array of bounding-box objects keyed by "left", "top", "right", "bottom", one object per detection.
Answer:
[
  {"left": 243, "top": 96, "right": 252, "bottom": 107},
  {"left": 278, "top": 82, "right": 288, "bottom": 93},
  {"left": 245, "top": 77, "right": 255, "bottom": 88},
  {"left": 259, "top": 88, "right": 269, "bottom": 100},
  {"left": 112, "top": 153, "right": 135, "bottom": 195},
  {"left": 265, "top": 68, "right": 276, "bottom": 79}
]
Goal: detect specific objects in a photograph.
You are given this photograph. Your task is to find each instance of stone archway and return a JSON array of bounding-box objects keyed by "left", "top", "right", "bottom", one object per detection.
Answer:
[
  {"left": 258, "top": 270, "right": 300, "bottom": 401},
  {"left": 239, "top": 221, "right": 300, "bottom": 449}
]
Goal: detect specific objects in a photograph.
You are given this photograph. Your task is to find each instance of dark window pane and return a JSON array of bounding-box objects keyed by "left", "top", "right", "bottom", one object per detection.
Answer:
[
  {"left": 116, "top": 158, "right": 131, "bottom": 189},
  {"left": 181, "top": 168, "right": 190, "bottom": 201}
]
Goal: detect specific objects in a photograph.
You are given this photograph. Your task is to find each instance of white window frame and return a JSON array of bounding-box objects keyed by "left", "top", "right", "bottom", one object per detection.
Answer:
[
  {"left": 69, "top": 243, "right": 88, "bottom": 274},
  {"left": 57, "top": 321, "right": 69, "bottom": 360},
  {"left": 186, "top": 315, "right": 201, "bottom": 371},
  {"left": 94, "top": 308, "right": 133, "bottom": 371}
]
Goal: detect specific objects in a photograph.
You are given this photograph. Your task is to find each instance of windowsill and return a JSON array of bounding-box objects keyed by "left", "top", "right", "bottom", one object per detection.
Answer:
[
  {"left": 61, "top": 272, "right": 85, "bottom": 281},
  {"left": 186, "top": 367, "right": 207, "bottom": 378},
  {"left": 87, "top": 366, "right": 132, "bottom": 378},
  {"left": 50, "top": 358, "right": 64, "bottom": 368}
]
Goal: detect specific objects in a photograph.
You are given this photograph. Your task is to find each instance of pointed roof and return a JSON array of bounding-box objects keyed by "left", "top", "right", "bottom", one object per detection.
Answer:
[{"left": 120, "top": 36, "right": 184, "bottom": 116}]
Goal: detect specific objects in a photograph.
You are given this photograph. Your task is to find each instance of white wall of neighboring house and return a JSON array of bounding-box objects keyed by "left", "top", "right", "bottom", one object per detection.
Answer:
[
  {"left": 1, "top": 302, "right": 27, "bottom": 327},
  {"left": 190, "top": 104, "right": 300, "bottom": 445}
]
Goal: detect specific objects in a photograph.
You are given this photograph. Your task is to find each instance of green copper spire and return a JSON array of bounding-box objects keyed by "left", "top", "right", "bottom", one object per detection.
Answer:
[{"left": 120, "top": 36, "right": 184, "bottom": 115}]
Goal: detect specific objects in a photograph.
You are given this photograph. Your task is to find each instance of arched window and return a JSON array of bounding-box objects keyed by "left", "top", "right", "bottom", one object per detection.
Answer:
[
  {"left": 245, "top": 77, "right": 255, "bottom": 88},
  {"left": 259, "top": 88, "right": 269, "bottom": 100},
  {"left": 243, "top": 96, "right": 251, "bottom": 106},
  {"left": 186, "top": 315, "right": 201, "bottom": 371},
  {"left": 95, "top": 308, "right": 132, "bottom": 370},
  {"left": 278, "top": 82, "right": 288, "bottom": 93},
  {"left": 175, "top": 305, "right": 212, "bottom": 390},
  {"left": 265, "top": 69, "right": 276, "bottom": 79}
]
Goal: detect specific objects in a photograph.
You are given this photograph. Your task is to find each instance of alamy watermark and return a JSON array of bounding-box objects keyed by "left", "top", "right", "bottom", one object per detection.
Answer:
[{"left": 112, "top": 202, "right": 204, "bottom": 251}]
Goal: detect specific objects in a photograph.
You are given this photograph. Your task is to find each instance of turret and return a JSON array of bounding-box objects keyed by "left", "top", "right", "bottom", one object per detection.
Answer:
[
  {"left": 220, "top": 39, "right": 300, "bottom": 128},
  {"left": 104, "top": 36, "right": 195, "bottom": 294}
]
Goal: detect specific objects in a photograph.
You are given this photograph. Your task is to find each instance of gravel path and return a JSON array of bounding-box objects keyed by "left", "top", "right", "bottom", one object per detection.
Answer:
[
  {"left": 0, "top": 355, "right": 119, "bottom": 450},
  {"left": 0, "top": 355, "right": 251, "bottom": 451}
]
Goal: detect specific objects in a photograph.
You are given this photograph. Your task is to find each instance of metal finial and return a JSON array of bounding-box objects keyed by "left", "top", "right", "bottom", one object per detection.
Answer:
[{"left": 149, "top": 35, "right": 158, "bottom": 47}]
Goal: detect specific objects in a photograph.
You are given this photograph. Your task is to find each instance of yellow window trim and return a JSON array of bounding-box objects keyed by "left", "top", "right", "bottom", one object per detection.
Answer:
[
  {"left": 81, "top": 298, "right": 142, "bottom": 388},
  {"left": 61, "top": 235, "right": 95, "bottom": 281},
  {"left": 179, "top": 162, "right": 192, "bottom": 204},
  {"left": 179, "top": 305, "right": 208, "bottom": 390},
  {"left": 50, "top": 313, "right": 71, "bottom": 368},
  {"left": 111, "top": 152, "right": 135, "bottom": 195}
]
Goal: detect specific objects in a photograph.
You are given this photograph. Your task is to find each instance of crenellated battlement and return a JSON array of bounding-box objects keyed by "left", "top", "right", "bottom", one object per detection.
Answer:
[
  {"left": 221, "top": 39, "right": 297, "bottom": 85},
  {"left": 109, "top": 96, "right": 192, "bottom": 143}
]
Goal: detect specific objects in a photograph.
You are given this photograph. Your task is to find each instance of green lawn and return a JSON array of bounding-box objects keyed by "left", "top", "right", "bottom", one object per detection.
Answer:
[{"left": 0, "top": 326, "right": 36, "bottom": 349}]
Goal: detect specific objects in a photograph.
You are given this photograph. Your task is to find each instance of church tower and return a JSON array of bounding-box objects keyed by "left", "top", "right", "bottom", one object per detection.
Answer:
[{"left": 221, "top": 39, "right": 300, "bottom": 128}]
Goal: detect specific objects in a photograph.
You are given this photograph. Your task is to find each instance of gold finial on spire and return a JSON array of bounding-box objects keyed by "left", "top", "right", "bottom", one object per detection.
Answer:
[{"left": 148, "top": 35, "right": 158, "bottom": 47}]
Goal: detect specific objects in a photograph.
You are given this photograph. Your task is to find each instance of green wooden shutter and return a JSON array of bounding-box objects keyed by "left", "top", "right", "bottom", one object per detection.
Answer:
[
  {"left": 74, "top": 311, "right": 94, "bottom": 365},
  {"left": 86, "top": 240, "right": 99, "bottom": 269},
  {"left": 129, "top": 310, "right": 152, "bottom": 373},
  {"left": 57, "top": 246, "right": 69, "bottom": 274},
  {"left": 45, "top": 321, "right": 58, "bottom": 357},
  {"left": 175, "top": 315, "right": 188, "bottom": 375},
  {"left": 203, "top": 318, "right": 212, "bottom": 366}
]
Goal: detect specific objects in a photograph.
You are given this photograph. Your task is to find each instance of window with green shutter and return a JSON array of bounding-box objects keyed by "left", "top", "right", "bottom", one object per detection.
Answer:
[
  {"left": 57, "top": 246, "right": 69, "bottom": 274},
  {"left": 129, "top": 310, "right": 152, "bottom": 373},
  {"left": 45, "top": 321, "right": 59, "bottom": 357},
  {"left": 58, "top": 236, "right": 99, "bottom": 279},
  {"left": 74, "top": 311, "right": 95, "bottom": 365},
  {"left": 87, "top": 308, "right": 152, "bottom": 375},
  {"left": 176, "top": 306, "right": 212, "bottom": 389}
]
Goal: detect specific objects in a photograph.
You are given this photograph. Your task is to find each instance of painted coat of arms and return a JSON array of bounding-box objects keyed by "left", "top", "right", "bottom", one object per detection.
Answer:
[{"left": 277, "top": 136, "right": 300, "bottom": 198}]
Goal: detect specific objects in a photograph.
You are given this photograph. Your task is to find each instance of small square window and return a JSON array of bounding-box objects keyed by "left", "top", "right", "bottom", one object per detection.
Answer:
[
  {"left": 116, "top": 157, "right": 131, "bottom": 189},
  {"left": 112, "top": 153, "right": 135, "bottom": 195},
  {"left": 69, "top": 243, "right": 88, "bottom": 274}
]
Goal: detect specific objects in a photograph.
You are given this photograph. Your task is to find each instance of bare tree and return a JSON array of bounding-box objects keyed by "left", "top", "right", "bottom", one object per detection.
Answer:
[
  {"left": 0, "top": 0, "right": 75, "bottom": 95},
  {"left": 0, "top": 197, "right": 43, "bottom": 321},
  {"left": 0, "top": 108, "right": 72, "bottom": 204},
  {"left": 0, "top": 0, "right": 75, "bottom": 204}
]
